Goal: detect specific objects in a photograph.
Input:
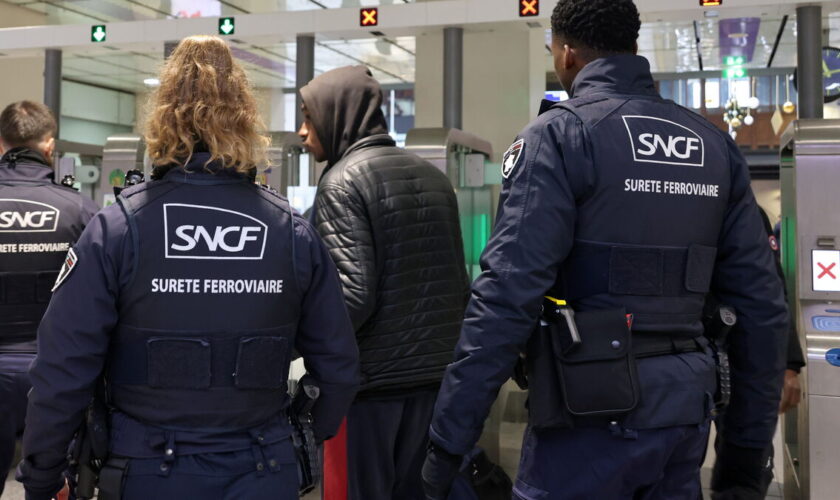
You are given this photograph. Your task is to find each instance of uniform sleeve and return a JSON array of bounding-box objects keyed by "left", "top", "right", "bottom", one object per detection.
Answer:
[
  {"left": 758, "top": 207, "right": 804, "bottom": 373},
  {"left": 80, "top": 194, "right": 100, "bottom": 224},
  {"left": 313, "top": 184, "right": 377, "bottom": 331},
  {"left": 293, "top": 217, "right": 360, "bottom": 440},
  {"left": 429, "top": 113, "right": 586, "bottom": 455},
  {"left": 16, "top": 205, "right": 129, "bottom": 499},
  {"left": 712, "top": 139, "right": 788, "bottom": 449}
]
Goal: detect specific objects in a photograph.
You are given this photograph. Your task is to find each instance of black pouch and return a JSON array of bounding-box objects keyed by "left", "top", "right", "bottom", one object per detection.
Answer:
[
  {"left": 525, "top": 324, "right": 574, "bottom": 430},
  {"left": 552, "top": 308, "right": 639, "bottom": 417},
  {"left": 147, "top": 337, "right": 211, "bottom": 389},
  {"left": 235, "top": 336, "right": 289, "bottom": 389}
]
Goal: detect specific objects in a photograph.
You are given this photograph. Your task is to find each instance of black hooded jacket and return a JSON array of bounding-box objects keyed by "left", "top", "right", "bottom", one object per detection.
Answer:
[{"left": 302, "top": 66, "right": 469, "bottom": 395}]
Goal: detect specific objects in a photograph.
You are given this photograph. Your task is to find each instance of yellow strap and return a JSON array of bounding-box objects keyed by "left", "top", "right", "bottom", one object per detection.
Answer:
[{"left": 545, "top": 296, "right": 567, "bottom": 306}]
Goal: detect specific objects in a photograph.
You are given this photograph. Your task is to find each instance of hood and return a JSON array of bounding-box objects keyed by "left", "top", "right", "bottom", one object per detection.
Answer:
[{"left": 300, "top": 65, "right": 389, "bottom": 166}]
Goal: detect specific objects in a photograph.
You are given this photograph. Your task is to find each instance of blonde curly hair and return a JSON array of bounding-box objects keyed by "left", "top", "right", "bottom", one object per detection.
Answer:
[{"left": 145, "top": 35, "right": 269, "bottom": 173}]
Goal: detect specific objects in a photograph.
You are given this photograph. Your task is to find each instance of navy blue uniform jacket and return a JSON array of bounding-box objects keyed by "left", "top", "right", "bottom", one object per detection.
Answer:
[
  {"left": 430, "top": 55, "right": 788, "bottom": 456},
  {"left": 17, "top": 159, "right": 360, "bottom": 498}
]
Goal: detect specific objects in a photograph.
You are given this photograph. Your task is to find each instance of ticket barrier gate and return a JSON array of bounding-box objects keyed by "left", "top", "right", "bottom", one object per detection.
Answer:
[
  {"left": 262, "top": 132, "right": 304, "bottom": 196},
  {"left": 98, "top": 134, "right": 146, "bottom": 207},
  {"left": 780, "top": 120, "right": 840, "bottom": 500},
  {"left": 53, "top": 139, "right": 104, "bottom": 199},
  {"left": 405, "top": 128, "right": 496, "bottom": 280}
]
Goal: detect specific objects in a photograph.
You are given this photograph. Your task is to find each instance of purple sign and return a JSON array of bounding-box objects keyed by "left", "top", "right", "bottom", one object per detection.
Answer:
[{"left": 718, "top": 17, "right": 761, "bottom": 64}]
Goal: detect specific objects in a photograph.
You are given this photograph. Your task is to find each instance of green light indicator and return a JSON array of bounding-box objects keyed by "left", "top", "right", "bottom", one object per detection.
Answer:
[
  {"left": 723, "top": 55, "right": 747, "bottom": 79},
  {"left": 724, "top": 67, "right": 747, "bottom": 78},
  {"left": 218, "top": 17, "right": 235, "bottom": 35},
  {"left": 91, "top": 25, "right": 106, "bottom": 43}
]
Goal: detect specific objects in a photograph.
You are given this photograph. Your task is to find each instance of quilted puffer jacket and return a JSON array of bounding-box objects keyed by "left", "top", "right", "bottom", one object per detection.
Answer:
[{"left": 313, "top": 134, "right": 469, "bottom": 394}]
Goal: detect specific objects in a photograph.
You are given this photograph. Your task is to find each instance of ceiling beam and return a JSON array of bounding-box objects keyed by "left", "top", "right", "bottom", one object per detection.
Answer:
[{"left": 0, "top": 0, "right": 825, "bottom": 54}]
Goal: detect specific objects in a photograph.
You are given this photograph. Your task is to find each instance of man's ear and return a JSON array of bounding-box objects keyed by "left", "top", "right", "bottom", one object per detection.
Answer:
[
  {"left": 564, "top": 44, "right": 577, "bottom": 70},
  {"left": 42, "top": 136, "right": 56, "bottom": 160}
]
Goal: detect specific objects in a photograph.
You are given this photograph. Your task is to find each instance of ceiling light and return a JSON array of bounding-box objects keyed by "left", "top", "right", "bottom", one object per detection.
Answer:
[
  {"left": 704, "top": 10, "right": 719, "bottom": 18},
  {"left": 143, "top": 77, "right": 160, "bottom": 87}
]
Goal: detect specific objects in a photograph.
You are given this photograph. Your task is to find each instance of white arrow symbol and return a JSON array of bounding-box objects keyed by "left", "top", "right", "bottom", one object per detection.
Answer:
[
  {"left": 220, "top": 19, "right": 234, "bottom": 35},
  {"left": 92, "top": 26, "right": 105, "bottom": 42}
]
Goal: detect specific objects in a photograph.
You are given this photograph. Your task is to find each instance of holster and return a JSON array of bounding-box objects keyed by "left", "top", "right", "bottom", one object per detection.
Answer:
[
  {"left": 703, "top": 304, "right": 737, "bottom": 412},
  {"left": 97, "top": 457, "right": 129, "bottom": 500},
  {"left": 289, "top": 378, "right": 321, "bottom": 495},
  {"left": 70, "top": 385, "right": 111, "bottom": 500}
]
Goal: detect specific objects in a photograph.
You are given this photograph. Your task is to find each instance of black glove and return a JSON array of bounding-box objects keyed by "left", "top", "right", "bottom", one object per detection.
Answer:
[
  {"left": 421, "top": 442, "right": 462, "bottom": 500},
  {"left": 711, "top": 441, "right": 771, "bottom": 500}
]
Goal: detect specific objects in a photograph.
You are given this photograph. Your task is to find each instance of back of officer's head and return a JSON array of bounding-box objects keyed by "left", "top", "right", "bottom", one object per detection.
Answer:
[
  {"left": 0, "top": 100, "right": 57, "bottom": 156},
  {"left": 145, "top": 35, "right": 269, "bottom": 173},
  {"left": 551, "top": 0, "right": 641, "bottom": 89}
]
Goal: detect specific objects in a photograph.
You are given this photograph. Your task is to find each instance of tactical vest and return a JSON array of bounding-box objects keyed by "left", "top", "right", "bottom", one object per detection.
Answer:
[
  {"left": 0, "top": 161, "right": 89, "bottom": 349},
  {"left": 553, "top": 95, "right": 732, "bottom": 338},
  {"left": 108, "top": 172, "right": 302, "bottom": 430}
]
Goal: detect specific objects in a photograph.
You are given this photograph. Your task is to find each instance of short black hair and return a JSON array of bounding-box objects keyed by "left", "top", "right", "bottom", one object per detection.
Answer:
[
  {"left": 551, "top": 0, "right": 641, "bottom": 55},
  {"left": 0, "top": 100, "right": 57, "bottom": 148}
]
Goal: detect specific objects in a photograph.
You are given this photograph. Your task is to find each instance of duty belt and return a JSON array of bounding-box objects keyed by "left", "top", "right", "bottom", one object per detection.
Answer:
[{"left": 632, "top": 334, "right": 704, "bottom": 359}]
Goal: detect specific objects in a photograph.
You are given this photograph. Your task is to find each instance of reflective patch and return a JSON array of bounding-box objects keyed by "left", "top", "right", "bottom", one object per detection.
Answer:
[
  {"left": 769, "top": 235, "right": 779, "bottom": 252},
  {"left": 502, "top": 139, "right": 525, "bottom": 179},
  {"left": 52, "top": 247, "right": 77, "bottom": 291}
]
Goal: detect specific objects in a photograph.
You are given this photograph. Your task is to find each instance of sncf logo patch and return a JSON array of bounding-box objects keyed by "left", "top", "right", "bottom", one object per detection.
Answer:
[
  {"left": 622, "top": 116, "right": 705, "bottom": 167},
  {"left": 0, "top": 199, "right": 60, "bottom": 232},
  {"left": 163, "top": 204, "right": 267, "bottom": 260}
]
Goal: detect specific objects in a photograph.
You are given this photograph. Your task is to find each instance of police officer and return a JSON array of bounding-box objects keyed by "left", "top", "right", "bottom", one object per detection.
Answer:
[
  {"left": 0, "top": 100, "right": 98, "bottom": 496},
  {"left": 422, "top": 1, "right": 789, "bottom": 499},
  {"left": 16, "top": 36, "right": 360, "bottom": 500}
]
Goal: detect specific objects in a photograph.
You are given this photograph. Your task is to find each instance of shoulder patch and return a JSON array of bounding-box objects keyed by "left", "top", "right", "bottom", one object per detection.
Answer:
[
  {"left": 769, "top": 235, "right": 779, "bottom": 252},
  {"left": 502, "top": 139, "right": 525, "bottom": 179},
  {"left": 52, "top": 248, "right": 78, "bottom": 291}
]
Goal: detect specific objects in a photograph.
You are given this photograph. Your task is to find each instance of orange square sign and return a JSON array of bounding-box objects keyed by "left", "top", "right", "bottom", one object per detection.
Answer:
[
  {"left": 360, "top": 7, "right": 378, "bottom": 27},
  {"left": 519, "top": 0, "right": 539, "bottom": 17}
]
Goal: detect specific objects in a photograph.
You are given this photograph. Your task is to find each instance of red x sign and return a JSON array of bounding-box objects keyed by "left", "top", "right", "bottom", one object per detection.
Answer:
[
  {"left": 360, "top": 7, "right": 378, "bottom": 27},
  {"left": 818, "top": 262, "right": 837, "bottom": 280},
  {"left": 519, "top": 0, "right": 539, "bottom": 17},
  {"left": 813, "top": 250, "right": 840, "bottom": 292}
]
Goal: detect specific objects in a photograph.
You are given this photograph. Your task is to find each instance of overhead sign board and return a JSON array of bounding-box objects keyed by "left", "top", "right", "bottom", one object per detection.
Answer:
[
  {"left": 519, "top": 0, "right": 539, "bottom": 17},
  {"left": 360, "top": 8, "right": 378, "bottom": 27},
  {"left": 700, "top": 0, "right": 722, "bottom": 6}
]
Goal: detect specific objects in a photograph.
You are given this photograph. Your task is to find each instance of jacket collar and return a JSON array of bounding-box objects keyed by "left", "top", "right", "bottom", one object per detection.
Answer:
[
  {"left": 319, "top": 134, "right": 396, "bottom": 180},
  {"left": 0, "top": 147, "right": 53, "bottom": 182},
  {"left": 569, "top": 55, "right": 658, "bottom": 99},
  {"left": 160, "top": 152, "right": 254, "bottom": 185},
  {"left": 338, "top": 134, "right": 396, "bottom": 163}
]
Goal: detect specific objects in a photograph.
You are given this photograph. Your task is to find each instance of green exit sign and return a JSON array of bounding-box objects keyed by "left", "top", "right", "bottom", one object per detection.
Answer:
[
  {"left": 723, "top": 55, "right": 746, "bottom": 78},
  {"left": 724, "top": 55, "right": 745, "bottom": 66},
  {"left": 218, "top": 17, "right": 235, "bottom": 35},
  {"left": 91, "top": 25, "right": 106, "bottom": 43}
]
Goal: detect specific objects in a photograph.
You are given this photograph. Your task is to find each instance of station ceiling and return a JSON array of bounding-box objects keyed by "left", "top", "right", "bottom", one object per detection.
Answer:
[{"left": 2, "top": 1, "right": 839, "bottom": 93}]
